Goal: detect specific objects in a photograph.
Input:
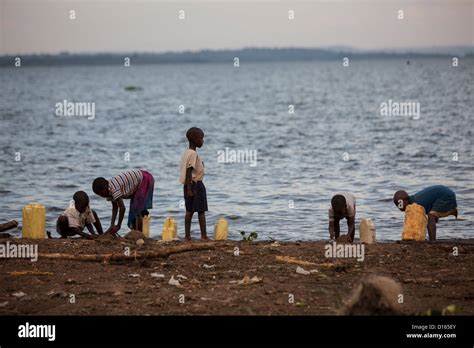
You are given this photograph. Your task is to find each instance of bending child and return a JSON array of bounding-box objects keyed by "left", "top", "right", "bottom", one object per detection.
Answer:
[
  {"left": 393, "top": 185, "right": 458, "bottom": 241},
  {"left": 328, "top": 192, "right": 356, "bottom": 242},
  {"left": 92, "top": 169, "right": 154, "bottom": 235}
]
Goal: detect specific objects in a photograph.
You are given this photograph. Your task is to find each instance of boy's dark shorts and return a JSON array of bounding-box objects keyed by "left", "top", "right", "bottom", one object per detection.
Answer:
[{"left": 184, "top": 181, "right": 208, "bottom": 213}]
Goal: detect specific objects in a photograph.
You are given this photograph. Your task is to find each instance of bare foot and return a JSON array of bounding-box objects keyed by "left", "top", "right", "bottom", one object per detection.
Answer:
[
  {"left": 201, "top": 236, "right": 210, "bottom": 242},
  {"left": 184, "top": 236, "right": 192, "bottom": 243}
]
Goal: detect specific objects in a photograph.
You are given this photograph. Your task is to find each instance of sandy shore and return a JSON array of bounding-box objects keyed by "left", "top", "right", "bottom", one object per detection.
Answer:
[{"left": 0, "top": 235, "right": 473, "bottom": 315}]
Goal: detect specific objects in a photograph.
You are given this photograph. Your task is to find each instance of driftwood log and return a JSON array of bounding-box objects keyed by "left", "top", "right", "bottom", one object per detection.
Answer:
[
  {"left": 38, "top": 242, "right": 215, "bottom": 262},
  {"left": 0, "top": 220, "right": 18, "bottom": 232}
]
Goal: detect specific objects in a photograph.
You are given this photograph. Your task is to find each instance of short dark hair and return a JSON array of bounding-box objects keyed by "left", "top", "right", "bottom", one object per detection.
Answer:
[
  {"left": 393, "top": 190, "right": 408, "bottom": 204},
  {"left": 73, "top": 191, "right": 89, "bottom": 206},
  {"left": 186, "top": 127, "right": 203, "bottom": 141},
  {"left": 92, "top": 177, "right": 108, "bottom": 194},
  {"left": 331, "top": 194, "right": 347, "bottom": 214}
]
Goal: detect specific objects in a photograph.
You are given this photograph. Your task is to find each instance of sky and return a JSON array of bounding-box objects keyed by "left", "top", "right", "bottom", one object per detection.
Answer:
[{"left": 0, "top": 0, "right": 473, "bottom": 55}]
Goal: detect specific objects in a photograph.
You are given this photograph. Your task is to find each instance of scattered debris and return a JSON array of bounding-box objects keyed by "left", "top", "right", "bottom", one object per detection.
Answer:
[
  {"left": 125, "top": 85, "right": 143, "bottom": 91},
  {"left": 12, "top": 291, "right": 27, "bottom": 298},
  {"left": 0, "top": 220, "right": 18, "bottom": 232},
  {"left": 150, "top": 273, "right": 165, "bottom": 278},
  {"left": 38, "top": 242, "right": 215, "bottom": 262},
  {"left": 65, "top": 278, "right": 77, "bottom": 284},
  {"left": 424, "top": 304, "right": 463, "bottom": 316},
  {"left": 168, "top": 275, "right": 181, "bottom": 287},
  {"left": 128, "top": 274, "right": 140, "bottom": 278},
  {"left": 230, "top": 275, "right": 262, "bottom": 285},
  {"left": 240, "top": 231, "right": 258, "bottom": 241},
  {"left": 177, "top": 275, "right": 188, "bottom": 280},
  {"left": 8, "top": 271, "right": 53, "bottom": 276},
  {"left": 47, "top": 291, "right": 67, "bottom": 298},
  {"left": 202, "top": 264, "right": 215, "bottom": 269},
  {"left": 296, "top": 266, "right": 311, "bottom": 275},
  {"left": 276, "top": 255, "right": 317, "bottom": 267}
]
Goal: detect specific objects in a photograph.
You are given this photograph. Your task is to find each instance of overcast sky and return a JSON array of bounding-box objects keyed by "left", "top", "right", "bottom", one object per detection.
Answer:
[{"left": 1, "top": 0, "right": 472, "bottom": 55}]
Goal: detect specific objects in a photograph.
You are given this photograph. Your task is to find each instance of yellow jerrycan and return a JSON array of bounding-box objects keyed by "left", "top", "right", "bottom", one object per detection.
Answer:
[
  {"left": 359, "top": 218, "right": 376, "bottom": 244},
  {"left": 214, "top": 217, "right": 228, "bottom": 240},
  {"left": 22, "top": 203, "right": 46, "bottom": 239},
  {"left": 402, "top": 203, "right": 427, "bottom": 241},
  {"left": 142, "top": 215, "right": 151, "bottom": 238},
  {"left": 162, "top": 217, "right": 177, "bottom": 241}
]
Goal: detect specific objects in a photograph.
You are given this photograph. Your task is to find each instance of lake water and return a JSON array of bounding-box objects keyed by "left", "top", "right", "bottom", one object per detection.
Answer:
[{"left": 0, "top": 59, "right": 473, "bottom": 240}]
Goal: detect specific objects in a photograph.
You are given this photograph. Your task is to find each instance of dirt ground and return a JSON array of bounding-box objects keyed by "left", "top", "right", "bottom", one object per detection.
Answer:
[{"left": 0, "top": 235, "right": 473, "bottom": 315}]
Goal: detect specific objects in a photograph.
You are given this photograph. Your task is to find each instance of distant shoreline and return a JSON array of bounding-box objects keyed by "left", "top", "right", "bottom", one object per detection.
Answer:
[{"left": 1, "top": 47, "right": 473, "bottom": 67}]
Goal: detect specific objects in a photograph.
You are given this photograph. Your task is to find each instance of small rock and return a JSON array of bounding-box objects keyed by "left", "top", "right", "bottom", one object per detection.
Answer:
[
  {"left": 202, "top": 264, "right": 215, "bottom": 269},
  {"left": 0, "top": 301, "right": 8, "bottom": 307},
  {"left": 150, "top": 273, "right": 165, "bottom": 278},
  {"left": 125, "top": 230, "right": 146, "bottom": 242},
  {"left": 65, "top": 278, "right": 77, "bottom": 285},
  {"left": 342, "top": 275, "right": 402, "bottom": 315},
  {"left": 128, "top": 273, "right": 140, "bottom": 278},
  {"left": 177, "top": 275, "right": 188, "bottom": 280},
  {"left": 136, "top": 239, "right": 145, "bottom": 246}
]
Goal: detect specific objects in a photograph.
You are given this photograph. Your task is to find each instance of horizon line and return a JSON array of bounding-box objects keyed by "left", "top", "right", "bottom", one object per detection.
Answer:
[{"left": 2, "top": 45, "right": 474, "bottom": 58}]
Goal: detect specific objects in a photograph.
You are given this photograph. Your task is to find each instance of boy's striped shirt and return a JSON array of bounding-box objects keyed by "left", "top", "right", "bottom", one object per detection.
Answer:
[{"left": 108, "top": 170, "right": 143, "bottom": 201}]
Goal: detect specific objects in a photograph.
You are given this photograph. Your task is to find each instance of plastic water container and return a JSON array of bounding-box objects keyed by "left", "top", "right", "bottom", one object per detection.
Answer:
[
  {"left": 142, "top": 215, "right": 151, "bottom": 238},
  {"left": 22, "top": 203, "right": 46, "bottom": 239},
  {"left": 359, "top": 218, "right": 376, "bottom": 244},
  {"left": 214, "top": 217, "right": 228, "bottom": 240},
  {"left": 162, "top": 217, "right": 177, "bottom": 241},
  {"left": 402, "top": 203, "right": 427, "bottom": 241}
]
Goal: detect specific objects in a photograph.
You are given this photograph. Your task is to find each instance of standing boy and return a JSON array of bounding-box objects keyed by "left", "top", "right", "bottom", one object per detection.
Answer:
[{"left": 180, "top": 127, "right": 208, "bottom": 241}]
